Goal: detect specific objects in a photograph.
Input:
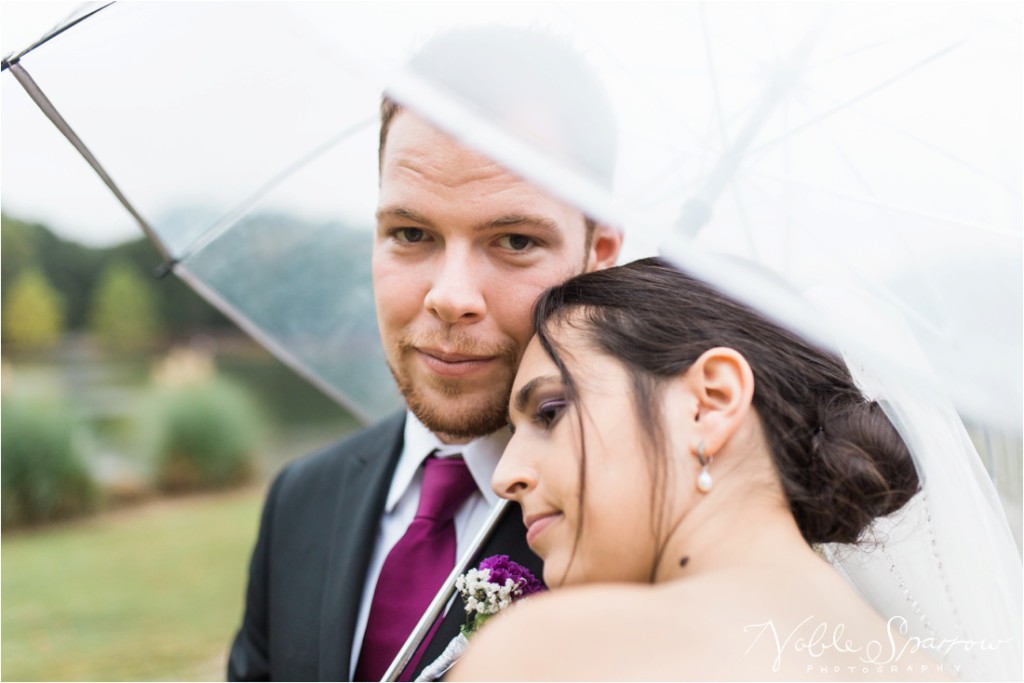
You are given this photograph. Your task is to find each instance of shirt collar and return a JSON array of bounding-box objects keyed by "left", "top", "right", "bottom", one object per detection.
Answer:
[{"left": 385, "top": 411, "right": 509, "bottom": 512}]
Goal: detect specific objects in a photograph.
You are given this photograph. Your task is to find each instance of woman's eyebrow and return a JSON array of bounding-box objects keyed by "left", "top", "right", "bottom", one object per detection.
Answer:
[{"left": 512, "top": 375, "right": 562, "bottom": 415}]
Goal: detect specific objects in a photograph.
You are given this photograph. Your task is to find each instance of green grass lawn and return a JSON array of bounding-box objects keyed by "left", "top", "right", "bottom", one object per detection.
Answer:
[{"left": 2, "top": 487, "right": 265, "bottom": 681}]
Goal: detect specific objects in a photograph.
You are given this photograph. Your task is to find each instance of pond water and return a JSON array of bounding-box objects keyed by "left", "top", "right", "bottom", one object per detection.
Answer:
[{"left": 2, "top": 337, "right": 362, "bottom": 489}]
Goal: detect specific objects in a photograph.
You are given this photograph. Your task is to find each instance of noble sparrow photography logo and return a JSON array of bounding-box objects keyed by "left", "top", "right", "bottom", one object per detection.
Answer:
[{"left": 743, "top": 615, "right": 1012, "bottom": 675}]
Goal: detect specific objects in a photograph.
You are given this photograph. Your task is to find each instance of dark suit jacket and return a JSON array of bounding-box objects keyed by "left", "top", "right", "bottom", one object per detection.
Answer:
[{"left": 228, "top": 411, "right": 542, "bottom": 681}]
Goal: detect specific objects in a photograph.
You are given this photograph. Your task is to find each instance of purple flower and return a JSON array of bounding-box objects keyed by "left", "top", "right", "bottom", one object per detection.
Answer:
[
  {"left": 478, "top": 555, "right": 544, "bottom": 597},
  {"left": 455, "top": 555, "right": 546, "bottom": 638}
]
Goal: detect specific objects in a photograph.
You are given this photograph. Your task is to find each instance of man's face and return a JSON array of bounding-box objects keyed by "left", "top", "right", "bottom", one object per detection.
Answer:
[{"left": 374, "top": 112, "right": 618, "bottom": 442}]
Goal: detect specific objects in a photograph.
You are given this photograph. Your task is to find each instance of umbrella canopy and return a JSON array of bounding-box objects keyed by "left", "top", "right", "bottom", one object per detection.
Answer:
[{"left": 3, "top": 1, "right": 1019, "bottom": 429}]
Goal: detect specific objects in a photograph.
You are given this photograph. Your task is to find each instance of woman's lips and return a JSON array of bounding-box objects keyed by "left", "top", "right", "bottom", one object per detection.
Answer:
[
  {"left": 417, "top": 348, "right": 497, "bottom": 378},
  {"left": 524, "top": 512, "right": 561, "bottom": 546}
]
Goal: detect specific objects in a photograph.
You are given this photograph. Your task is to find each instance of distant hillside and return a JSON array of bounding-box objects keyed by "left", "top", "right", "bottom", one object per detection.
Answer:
[{"left": 1, "top": 213, "right": 231, "bottom": 334}]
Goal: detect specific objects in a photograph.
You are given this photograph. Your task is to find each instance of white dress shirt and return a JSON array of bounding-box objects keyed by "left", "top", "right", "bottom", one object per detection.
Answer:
[{"left": 349, "top": 411, "right": 508, "bottom": 676}]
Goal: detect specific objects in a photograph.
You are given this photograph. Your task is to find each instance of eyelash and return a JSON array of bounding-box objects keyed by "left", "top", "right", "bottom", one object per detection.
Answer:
[
  {"left": 386, "top": 228, "right": 540, "bottom": 252},
  {"left": 496, "top": 234, "right": 539, "bottom": 252},
  {"left": 389, "top": 227, "right": 427, "bottom": 243},
  {"left": 533, "top": 398, "right": 567, "bottom": 429}
]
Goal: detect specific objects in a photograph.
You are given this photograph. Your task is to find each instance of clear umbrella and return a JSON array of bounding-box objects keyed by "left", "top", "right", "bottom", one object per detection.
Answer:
[
  {"left": 4, "top": 1, "right": 1018, "bottom": 427},
  {"left": 3, "top": 1, "right": 1021, "bottom": 678}
]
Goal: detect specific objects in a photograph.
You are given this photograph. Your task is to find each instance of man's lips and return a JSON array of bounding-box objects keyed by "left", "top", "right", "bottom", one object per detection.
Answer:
[
  {"left": 524, "top": 512, "right": 561, "bottom": 546},
  {"left": 416, "top": 348, "right": 498, "bottom": 377}
]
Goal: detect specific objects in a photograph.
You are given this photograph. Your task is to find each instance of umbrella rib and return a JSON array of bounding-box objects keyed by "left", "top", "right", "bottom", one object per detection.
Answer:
[
  {"left": 382, "top": 501, "right": 511, "bottom": 680},
  {"left": 804, "top": 31, "right": 927, "bottom": 73},
  {"left": 627, "top": 162, "right": 693, "bottom": 209},
  {"left": 5, "top": 62, "right": 173, "bottom": 266},
  {"left": 176, "top": 116, "right": 377, "bottom": 263},
  {"left": 736, "top": 173, "right": 956, "bottom": 340},
  {"left": 748, "top": 39, "right": 966, "bottom": 156},
  {"left": 699, "top": 3, "right": 729, "bottom": 151},
  {"left": 630, "top": 181, "right": 704, "bottom": 214},
  {"left": 787, "top": 95, "right": 956, "bottom": 321},
  {"left": 792, "top": 89, "right": 876, "bottom": 197},
  {"left": 781, "top": 96, "right": 793, "bottom": 274},
  {"left": 746, "top": 166, "right": 1020, "bottom": 237},
  {"left": 173, "top": 264, "right": 375, "bottom": 425},
  {"left": 674, "top": 7, "right": 830, "bottom": 235},
  {"left": 628, "top": 151, "right": 710, "bottom": 211},
  {"left": 728, "top": 178, "right": 760, "bottom": 260},
  {"left": 551, "top": 1, "right": 711, "bottom": 152},
  {"left": 1, "top": 2, "right": 116, "bottom": 69},
  {"left": 801, "top": 83, "right": 1020, "bottom": 196}
]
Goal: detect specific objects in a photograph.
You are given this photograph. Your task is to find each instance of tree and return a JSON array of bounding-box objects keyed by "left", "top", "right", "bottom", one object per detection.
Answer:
[
  {"left": 2, "top": 213, "right": 104, "bottom": 330},
  {"left": 106, "top": 237, "right": 232, "bottom": 333},
  {"left": 2, "top": 268, "right": 66, "bottom": 351},
  {"left": 88, "top": 261, "right": 162, "bottom": 351},
  {"left": 0, "top": 214, "right": 39, "bottom": 290}
]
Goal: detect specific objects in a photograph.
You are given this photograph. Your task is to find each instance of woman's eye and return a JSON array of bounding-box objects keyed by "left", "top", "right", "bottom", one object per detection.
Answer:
[
  {"left": 393, "top": 228, "right": 426, "bottom": 243},
  {"left": 497, "top": 234, "right": 536, "bottom": 251},
  {"left": 534, "top": 399, "right": 566, "bottom": 429}
]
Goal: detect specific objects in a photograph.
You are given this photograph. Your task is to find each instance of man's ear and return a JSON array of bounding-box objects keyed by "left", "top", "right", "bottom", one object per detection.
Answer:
[
  {"left": 585, "top": 222, "right": 623, "bottom": 272},
  {"left": 682, "top": 347, "right": 755, "bottom": 455}
]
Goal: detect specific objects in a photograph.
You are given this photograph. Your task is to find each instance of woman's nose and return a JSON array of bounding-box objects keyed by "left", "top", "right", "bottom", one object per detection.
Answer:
[{"left": 491, "top": 439, "right": 537, "bottom": 500}]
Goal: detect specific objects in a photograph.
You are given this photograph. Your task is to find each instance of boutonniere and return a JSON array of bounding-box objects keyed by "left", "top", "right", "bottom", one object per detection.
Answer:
[
  {"left": 456, "top": 554, "right": 544, "bottom": 635},
  {"left": 415, "top": 555, "right": 544, "bottom": 681}
]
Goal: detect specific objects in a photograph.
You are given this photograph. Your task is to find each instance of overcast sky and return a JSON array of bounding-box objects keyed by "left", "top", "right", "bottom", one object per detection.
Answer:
[{"left": 2, "top": 1, "right": 138, "bottom": 245}]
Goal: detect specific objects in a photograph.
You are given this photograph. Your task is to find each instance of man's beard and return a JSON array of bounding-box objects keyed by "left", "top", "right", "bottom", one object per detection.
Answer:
[{"left": 388, "top": 330, "right": 520, "bottom": 440}]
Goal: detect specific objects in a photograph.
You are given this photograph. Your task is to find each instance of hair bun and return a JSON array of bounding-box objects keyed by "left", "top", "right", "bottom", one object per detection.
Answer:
[{"left": 792, "top": 399, "right": 920, "bottom": 545}]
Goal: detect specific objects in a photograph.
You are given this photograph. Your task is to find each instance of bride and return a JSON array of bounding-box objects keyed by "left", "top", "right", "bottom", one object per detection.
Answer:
[{"left": 449, "top": 257, "right": 1013, "bottom": 681}]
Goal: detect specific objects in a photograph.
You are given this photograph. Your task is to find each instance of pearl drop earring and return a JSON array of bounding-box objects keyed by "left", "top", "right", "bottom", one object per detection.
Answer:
[{"left": 696, "top": 440, "right": 713, "bottom": 493}]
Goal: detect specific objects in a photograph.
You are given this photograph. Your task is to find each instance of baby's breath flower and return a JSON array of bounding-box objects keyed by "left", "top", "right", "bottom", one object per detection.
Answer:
[{"left": 455, "top": 555, "right": 544, "bottom": 636}]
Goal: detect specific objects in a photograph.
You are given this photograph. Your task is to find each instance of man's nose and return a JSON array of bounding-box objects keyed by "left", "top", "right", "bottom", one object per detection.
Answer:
[
  {"left": 423, "top": 250, "right": 487, "bottom": 324},
  {"left": 492, "top": 439, "right": 537, "bottom": 501}
]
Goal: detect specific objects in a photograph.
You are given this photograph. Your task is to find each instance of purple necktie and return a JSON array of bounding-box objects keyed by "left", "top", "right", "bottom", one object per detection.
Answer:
[{"left": 354, "top": 455, "right": 477, "bottom": 682}]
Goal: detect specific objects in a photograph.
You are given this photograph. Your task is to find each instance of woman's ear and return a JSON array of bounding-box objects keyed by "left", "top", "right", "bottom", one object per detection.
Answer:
[{"left": 682, "top": 347, "right": 755, "bottom": 455}]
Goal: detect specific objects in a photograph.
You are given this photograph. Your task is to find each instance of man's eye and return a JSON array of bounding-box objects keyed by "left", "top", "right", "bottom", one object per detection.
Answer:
[
  {"left": 393, "top": 228, "right": 426, "bottom": 243},
  {"left": 497, "top": 234, "right": 536, "bottom": 251},
  {"left": 534, "top": 399, "right": 566, "bottom": 429}
]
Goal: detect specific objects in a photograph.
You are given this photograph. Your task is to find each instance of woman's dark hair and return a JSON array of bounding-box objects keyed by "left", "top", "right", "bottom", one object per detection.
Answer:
[{"left": 533, "top": 257, "right": 919, "bottom": 549}]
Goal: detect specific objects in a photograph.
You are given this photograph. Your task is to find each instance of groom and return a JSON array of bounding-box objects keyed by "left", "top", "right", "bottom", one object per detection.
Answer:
[{"left": 228, "top": 27, "right": 622, "bottom": 681}]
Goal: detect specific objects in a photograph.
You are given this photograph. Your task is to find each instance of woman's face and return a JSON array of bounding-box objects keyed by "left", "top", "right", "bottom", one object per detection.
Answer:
[{"left": 494, "top": 326, "right": 690, "bottom": 587}]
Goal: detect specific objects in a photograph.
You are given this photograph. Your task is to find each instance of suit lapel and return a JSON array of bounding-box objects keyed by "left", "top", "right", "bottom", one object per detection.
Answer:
[
  {"left": 411, "top": 500, "right": 542, "bottom": 680},
  {"left": 319, "top": 411, "right": 406, "bottom": 680}
]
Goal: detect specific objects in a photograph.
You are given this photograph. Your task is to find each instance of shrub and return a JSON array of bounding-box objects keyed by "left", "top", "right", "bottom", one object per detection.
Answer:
[
  {"left": 1, "top": 399, "right": 97, "bottom": 528},
  {"left": 152, "top": 378, "right": 263, "bottom": 492}
]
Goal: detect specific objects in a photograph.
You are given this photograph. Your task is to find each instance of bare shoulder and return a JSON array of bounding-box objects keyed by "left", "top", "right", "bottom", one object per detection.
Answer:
[
  {"left": 449, "top": 568, "right": 950, "bottom": 681},
  {"left": 449, "top": 584, "right": 651, "bottom": 681}
]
